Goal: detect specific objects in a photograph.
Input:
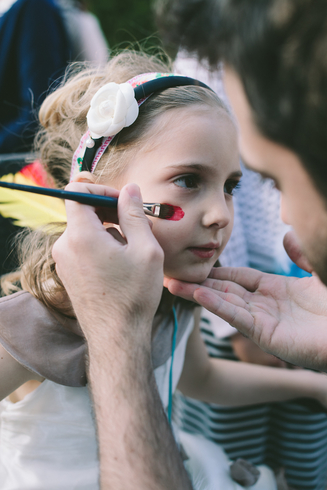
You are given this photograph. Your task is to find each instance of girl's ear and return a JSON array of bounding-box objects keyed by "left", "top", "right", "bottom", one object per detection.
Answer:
[{"left": 72, "top": 171, "right": 96, "bottom": 184}]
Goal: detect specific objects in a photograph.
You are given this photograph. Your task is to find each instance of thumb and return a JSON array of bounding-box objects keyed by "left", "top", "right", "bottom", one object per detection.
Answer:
[
  {"left": 118, "top": 183, "right": 157, "bottom": 247},
  {"left": 283, "top": 230, "right": 313, "bottom": 274}
]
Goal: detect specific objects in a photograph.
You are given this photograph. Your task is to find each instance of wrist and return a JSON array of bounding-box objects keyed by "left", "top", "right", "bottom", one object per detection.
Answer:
[
  {"left": 299, "top": 370, "right": 325, "bottom": 403},
  {"left": 83, "top": 316, "right": 152, "bottom": 368},
  {"left": 86, "top": 333, "right": 154, "bottom": 407},
  {"left": 76, "top": 307, "right": 153, "bottom": 346}
]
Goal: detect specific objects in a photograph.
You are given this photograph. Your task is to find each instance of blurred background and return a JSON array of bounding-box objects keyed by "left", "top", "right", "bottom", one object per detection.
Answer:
[{"left": 85, "top": 0, "right": 158, "bottom": 49}]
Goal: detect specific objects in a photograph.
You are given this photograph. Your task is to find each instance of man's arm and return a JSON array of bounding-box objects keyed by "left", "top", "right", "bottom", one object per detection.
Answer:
[
  {"left": 53, "top": 182, "right": 192, "bottom": 490},
  {"left": 87, "top": 323, "right": 192, "bottom": 489}
]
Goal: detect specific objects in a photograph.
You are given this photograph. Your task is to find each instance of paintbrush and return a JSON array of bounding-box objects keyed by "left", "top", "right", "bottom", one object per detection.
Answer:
[{"left": 0, "top": 181, "right": 184, "bottom": 221}]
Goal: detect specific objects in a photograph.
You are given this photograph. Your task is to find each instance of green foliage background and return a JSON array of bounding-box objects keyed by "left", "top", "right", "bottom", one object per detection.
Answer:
[{"left": 85, "top": 0, "right": 160, "bottom": 51}]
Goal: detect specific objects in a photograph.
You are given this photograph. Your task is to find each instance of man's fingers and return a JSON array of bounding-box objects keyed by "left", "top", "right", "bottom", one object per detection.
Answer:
[
  {"left": 193, "top": 287, "right": 255, "bottom": 334},
  {"left": 166, "top": 276, "right": 255, "bottom": 334},
  {"left": 166, "top": 276, "right": 249, "bottom": 301},
  {"left": 200, "top": 277, "right": 249, "bottom": 297},
  {"left": 283, "top": 230, "right": 313, "bottom": 273},
  {"left": 118, "top": 184, "right": 163, "bottom": 256},
  {"left": 64, "top": 182, "right": 120, "bottom": 228},
  {"left": 208, "top": 267, "right": 265, "bottom": 292},
  {"left": 65, "top": 181, "right": 120, "bottom": 199},
  {"left": 164, "top": 278, "right": 199, "bottom": 301}
]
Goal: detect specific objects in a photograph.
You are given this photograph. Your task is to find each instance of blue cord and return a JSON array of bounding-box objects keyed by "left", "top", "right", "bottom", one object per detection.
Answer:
[{"left": 168, "top": 305, "right": 178, "bottom": 424}]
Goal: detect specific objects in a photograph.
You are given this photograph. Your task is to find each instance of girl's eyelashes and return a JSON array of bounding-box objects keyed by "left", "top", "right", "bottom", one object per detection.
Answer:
[
  {"left": 173, "top": 174, "right": 201, "bottom": 189},
  {"left": 224, "top": 179, "right": 241, "bottom": 196},
  {"left": 173, "top": 175, "right": 241, "bottom": 195},
  {"left": 271, "top": 179, "right": 280, "bottom": 191}
]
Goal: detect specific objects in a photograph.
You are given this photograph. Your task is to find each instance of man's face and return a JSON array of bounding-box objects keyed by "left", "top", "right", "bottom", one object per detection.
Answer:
[{"left": 224, "top": 67, "right": 327, "bottom": 285}]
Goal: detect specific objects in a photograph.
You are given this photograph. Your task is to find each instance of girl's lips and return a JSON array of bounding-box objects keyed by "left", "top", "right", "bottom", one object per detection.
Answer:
[{"left": 188, "top": 246, "right": 218, "bottom": 259}]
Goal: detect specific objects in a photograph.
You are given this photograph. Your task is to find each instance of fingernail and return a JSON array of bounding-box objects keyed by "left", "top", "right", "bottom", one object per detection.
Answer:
[{"left": 126, "top": 183, "right": 141, "bottom": 201}]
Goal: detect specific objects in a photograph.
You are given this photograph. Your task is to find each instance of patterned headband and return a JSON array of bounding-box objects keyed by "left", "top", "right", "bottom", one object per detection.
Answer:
[{"left": 70, "top": 72, "right": 212, "bottom": 182}]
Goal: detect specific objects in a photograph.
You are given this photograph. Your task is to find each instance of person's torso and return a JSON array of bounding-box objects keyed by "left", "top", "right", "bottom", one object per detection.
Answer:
[{"left": 0, "top": 311, "right": 194, "bottom": 489}]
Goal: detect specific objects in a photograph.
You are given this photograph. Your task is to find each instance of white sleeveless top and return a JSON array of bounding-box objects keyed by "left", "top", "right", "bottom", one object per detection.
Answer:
[{"left": 0, "top": 317, "right": 194, "bottom": 490}]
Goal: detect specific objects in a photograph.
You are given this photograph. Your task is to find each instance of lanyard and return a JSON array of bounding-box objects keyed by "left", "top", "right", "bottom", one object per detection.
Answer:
[{"left": 167, "top": 305, "right": 178, "bottom": 424}]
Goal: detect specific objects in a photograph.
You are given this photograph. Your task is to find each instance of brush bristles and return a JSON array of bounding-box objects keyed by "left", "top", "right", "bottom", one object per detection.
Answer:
[{"left": 158, "top": 204, "right": 175, "bottom": 219}]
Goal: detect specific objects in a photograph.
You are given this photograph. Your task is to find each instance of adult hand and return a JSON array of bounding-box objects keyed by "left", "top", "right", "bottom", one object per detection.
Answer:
[
  {"left": 165, "top": 268, "right": 327, "bottom": 371},
  {"left": 231, "top": 332, "right": 288, "bottom": 368},
  {"left": 283, "top": 230, "right": 314, "bottom": 274},
  {"left": 53, "top": 182, "right": 164, "bottom": 348}
]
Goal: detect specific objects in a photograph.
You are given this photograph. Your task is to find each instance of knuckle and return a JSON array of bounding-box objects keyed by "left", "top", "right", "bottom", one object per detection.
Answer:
[
  {"left": 133, "top": 241, "right": 163, "bottom": 267},
  {"left": 65, "top": 182, "right": 80, "bottom": 193},
  {"left": 51, "top": 241, "right": 59, "bottom": 262},
  {"left": 143, "top": 240, "right": 163, "bottom": 258},
  {"left": 52, "top": 234, "right": 67, "bottom": 263},
  {"left": 127, "top": 206, "right": 147, "bottom": 221}
]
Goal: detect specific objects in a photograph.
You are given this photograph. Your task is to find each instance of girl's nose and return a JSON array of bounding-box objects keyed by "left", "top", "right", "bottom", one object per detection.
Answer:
[{"left": 201, "top": 194, "right": 232, "bottom": 229}]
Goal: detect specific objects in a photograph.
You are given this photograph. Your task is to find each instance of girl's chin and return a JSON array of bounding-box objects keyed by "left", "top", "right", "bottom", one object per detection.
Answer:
[{"left": 164, "top": 270, "right": 210, "bottom": 285}]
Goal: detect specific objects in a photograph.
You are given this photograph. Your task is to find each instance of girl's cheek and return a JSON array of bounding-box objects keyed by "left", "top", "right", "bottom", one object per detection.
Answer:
[
  {"left": 152, "top": 227, "right": 179, "bottom": 256},
  {"left": 149, "top": 224, "right": 169, "bottom": 251}
]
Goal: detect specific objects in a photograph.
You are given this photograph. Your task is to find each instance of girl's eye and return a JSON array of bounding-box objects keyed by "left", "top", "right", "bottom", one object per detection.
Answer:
[
  {"left": 224, "top": 179, "right": 241, "bottom": 196},
  {"left": 174, "top": 174, "right": 200, "bottom": 189}
]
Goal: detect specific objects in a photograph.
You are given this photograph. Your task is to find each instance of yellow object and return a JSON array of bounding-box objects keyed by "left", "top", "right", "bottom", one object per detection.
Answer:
[{"left": 0, "top": 173, "right": 67, "bottom": 229}]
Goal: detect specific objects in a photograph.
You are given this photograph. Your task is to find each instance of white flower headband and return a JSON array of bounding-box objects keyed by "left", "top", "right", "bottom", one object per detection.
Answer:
[{"left": 70, "top": 72, "right": 212, "bottom": 181}]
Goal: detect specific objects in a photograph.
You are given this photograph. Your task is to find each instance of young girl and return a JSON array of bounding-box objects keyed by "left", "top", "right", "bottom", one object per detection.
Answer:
[{"left": 1, "top": 50, "right": 327, "bottom": 490}]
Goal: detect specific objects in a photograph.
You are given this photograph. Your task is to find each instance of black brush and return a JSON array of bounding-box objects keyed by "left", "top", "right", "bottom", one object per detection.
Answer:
[{"left": 0, "top": 181, "right": 184, "bottom": 220}]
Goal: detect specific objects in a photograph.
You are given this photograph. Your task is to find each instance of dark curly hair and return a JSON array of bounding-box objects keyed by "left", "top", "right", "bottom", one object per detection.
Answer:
[{"left": 156, "top": 0, "right": 327, "bottom": 200}]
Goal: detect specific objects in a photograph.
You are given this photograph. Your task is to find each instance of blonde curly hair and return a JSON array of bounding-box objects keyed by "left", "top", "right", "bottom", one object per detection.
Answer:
[{"left": 2, "top": 49, "right": 227, "bottom": 316}]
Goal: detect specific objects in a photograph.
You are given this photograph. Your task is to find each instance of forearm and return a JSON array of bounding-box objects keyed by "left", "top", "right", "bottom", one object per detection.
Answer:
[
  {"left": 183, "top": 358, "right": 324, "bottom": 407},
  {"left": 85, "top": 319, "right": 193, "bottom": 490},
  {"left": 52, "top": 184, "right": 188, "bottom": 487}
]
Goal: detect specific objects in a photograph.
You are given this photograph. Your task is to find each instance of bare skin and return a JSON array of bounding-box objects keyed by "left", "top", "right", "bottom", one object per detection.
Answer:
[
  {"left": 165, "top": 69, "right": 327, "bottom": 372},
  {"left": 51, "top": 181, "right": 327, "bottom": 490},
  {"left": 177, "top": 315, "right": 327, "bottom": 407},
  {"left": 4, "top": 182, "right": 327, "bottom": 489},
  {"left": 52, "top": 183, "right": 192, "bottom": 490},
  {"left": 5, "top": 96, "right": 327, "bottom": 488},
  {"left": 165, "top": 263, "right": 327, "bottom": 371},
  {"left": 231, "top": 333, "right": 288, "bottom": 368}
]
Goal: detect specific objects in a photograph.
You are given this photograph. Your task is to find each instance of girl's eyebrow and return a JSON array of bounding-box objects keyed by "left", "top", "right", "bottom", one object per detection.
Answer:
[
  {"left": 166, "top": 163, "right": 209, "bottom": 172},
  {"left": 166, "top": 162, "right": 243, "bottom": 179},
  {"left": 228, "top": 170, "right": 243, "bottom": 179}
]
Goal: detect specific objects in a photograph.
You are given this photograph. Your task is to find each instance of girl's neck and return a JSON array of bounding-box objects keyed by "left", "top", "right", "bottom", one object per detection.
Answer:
[
  {"left": 157, "top": 287, "right": 175, "bottom": 314},
  {"left": 152, "top": 288, "right": 175, "bottom": 339}
]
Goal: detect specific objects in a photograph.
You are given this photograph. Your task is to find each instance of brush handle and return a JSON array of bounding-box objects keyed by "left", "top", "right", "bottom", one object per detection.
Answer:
[{"left": 0, "top": 181, "right": 118, "bottom": 208}]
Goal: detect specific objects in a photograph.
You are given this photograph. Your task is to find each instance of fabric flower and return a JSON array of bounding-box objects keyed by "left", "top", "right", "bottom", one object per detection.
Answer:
[{"left": 87, "top": 82, "right": 139, "bottom": 139}]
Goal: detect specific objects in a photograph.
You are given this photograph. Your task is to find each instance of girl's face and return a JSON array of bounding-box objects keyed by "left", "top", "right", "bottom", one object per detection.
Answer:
[{"left": 110, "top": 106, "right": 241, "bottom": 283}]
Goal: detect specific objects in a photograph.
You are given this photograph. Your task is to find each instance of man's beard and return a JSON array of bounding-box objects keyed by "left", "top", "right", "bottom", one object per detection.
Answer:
[{"left": 302, "top": 228, "right": 327, "bottom": 286}]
